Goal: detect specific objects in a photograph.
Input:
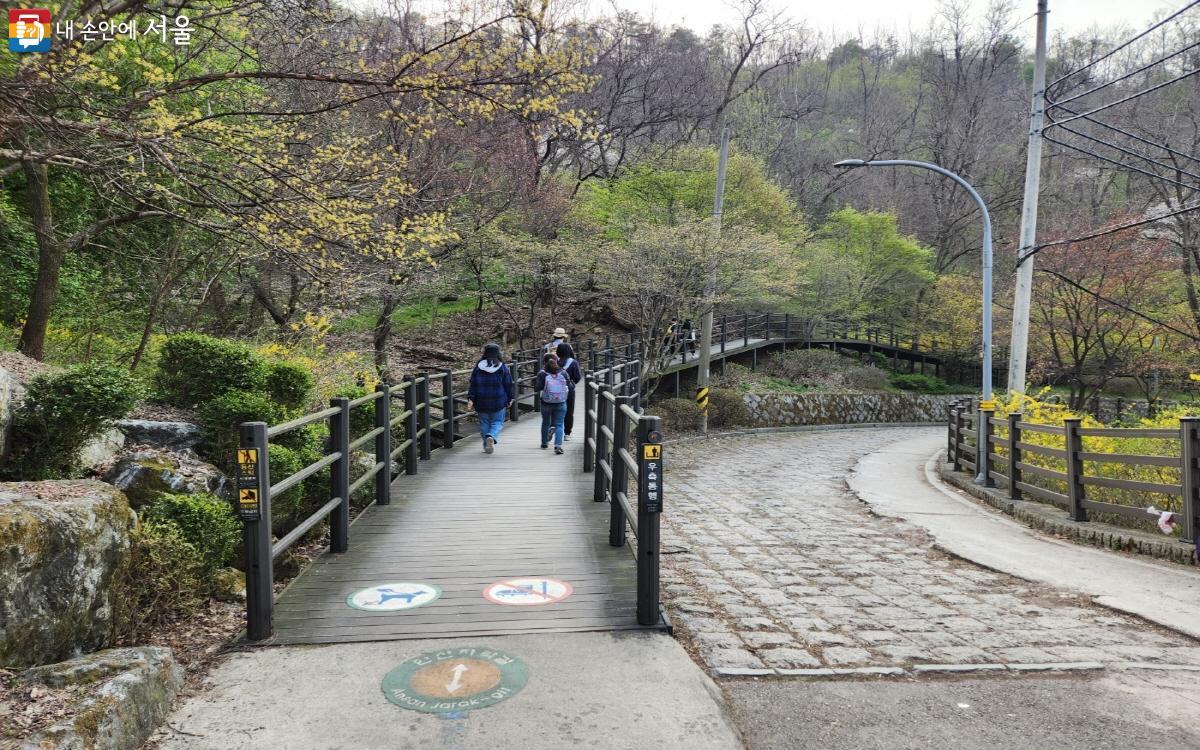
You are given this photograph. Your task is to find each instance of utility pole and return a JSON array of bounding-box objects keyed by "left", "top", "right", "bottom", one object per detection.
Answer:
[
  {"left": 1007, "top": 0, "right": 1050, "bottom": 395},
  {"left": 697, "top": 125, "right": 731, "bottom": 433}
]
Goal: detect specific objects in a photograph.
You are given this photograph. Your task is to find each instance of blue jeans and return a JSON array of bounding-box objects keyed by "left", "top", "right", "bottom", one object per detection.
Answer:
[
  {"left": 478, "top": 409, "right": 506, "bottom": 443},
  {"left": 540, "top": 402, "right": 566, "bottom": 447}
]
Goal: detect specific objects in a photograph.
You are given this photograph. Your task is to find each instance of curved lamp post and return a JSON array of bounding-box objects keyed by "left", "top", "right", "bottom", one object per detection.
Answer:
[{"left": 834, "top": 158, "right": 993, "bottom": 483}]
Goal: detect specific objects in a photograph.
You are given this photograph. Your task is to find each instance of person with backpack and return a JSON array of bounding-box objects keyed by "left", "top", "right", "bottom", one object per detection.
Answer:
[
  {"left": 544, "top": 327, "right": 568, "bottom": 355},
  {"left": 555, "top": 342, "right": 583, "bottom": 439},
  {"left": 536, "top": 353, "right": 569, "bottom": 454},
  {"left": 466, "top": 343, "right": 515, "bottom": 454}
]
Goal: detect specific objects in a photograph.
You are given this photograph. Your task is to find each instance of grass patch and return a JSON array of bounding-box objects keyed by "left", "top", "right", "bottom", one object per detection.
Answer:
[{"left": 331, "top": 295, "right": 488, "bottom": 335}]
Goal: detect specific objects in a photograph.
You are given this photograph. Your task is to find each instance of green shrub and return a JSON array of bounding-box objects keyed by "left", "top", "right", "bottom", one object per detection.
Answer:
[
  {"left": 155, "top": 333, "right": 267, "bottom": 408},
  {"left": 142, "top": 493, "right": 240, "bottom": 579},
  {"left": 111, "top": 520, "right": 206, "bottom": 642},
  {"left": 764, "top": 349, "right": 888, "bottom": 392},
  {"left": 707, "top": 387, "right": 751, "bottom": 428},
  {"left": 197, "top": 390, "right": 288, "bottom": 471},
  {"left": 890, "top": 372, "right": 950, "bottom": 394},
  {"left": 266, "top": 442, "right": 328, "bottom": 536},
  {"left": 6, "top": 363, "right": 143, "bottom": 480},
  {"left": 649, "top": 398, "right": 700, "bottom": 433},
  {"left": 331, "top": 385, "right": 376, "bottom": 435},
  {"left": 712, "top": 363, "right": 755, "bottom": 391},
  {"left": 265, "top": 360, "right": 315, "bottom": 410}
]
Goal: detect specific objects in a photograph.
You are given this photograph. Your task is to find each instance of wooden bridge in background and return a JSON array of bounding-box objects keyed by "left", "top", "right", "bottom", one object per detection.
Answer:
[{"left": 233, "top": 313, "right": 951, "bottom": 645}]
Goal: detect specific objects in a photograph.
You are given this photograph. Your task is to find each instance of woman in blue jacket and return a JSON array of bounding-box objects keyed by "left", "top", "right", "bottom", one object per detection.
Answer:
[{"left": 466, "top": 343, "right": 515, "bottom": 454}]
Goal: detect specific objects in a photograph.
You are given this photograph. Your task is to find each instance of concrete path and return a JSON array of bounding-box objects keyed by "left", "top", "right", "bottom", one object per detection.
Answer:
[
  {"left": 155, "top": 631, "right": 741, "bottom": 749},
  {"left": 848, "top": 430, "right": 1200, "bottom": 640}
]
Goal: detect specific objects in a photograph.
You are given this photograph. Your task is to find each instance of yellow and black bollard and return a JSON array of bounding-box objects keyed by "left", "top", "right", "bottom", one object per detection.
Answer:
[{"left": 695, "top": 386, "right": 709, "bottom": 414}]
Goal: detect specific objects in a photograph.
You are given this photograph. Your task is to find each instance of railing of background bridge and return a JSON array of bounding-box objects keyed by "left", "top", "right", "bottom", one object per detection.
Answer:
[
  {"left": 236, "top": 367, "right": 475, "bottom": 640},
  {"left": 947, "top": 398, "right": 1200, "bottom": 545}
]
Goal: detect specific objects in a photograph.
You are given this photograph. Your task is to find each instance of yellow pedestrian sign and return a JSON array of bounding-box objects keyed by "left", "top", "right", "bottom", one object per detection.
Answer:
[{"left": 643, "top": 444, "right": 661, "bottom": 460}]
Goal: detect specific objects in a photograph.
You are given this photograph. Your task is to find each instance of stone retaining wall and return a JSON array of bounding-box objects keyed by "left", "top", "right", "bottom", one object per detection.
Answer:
[{"left": 742, "top": 392, "right": 958, "bottom": 427}]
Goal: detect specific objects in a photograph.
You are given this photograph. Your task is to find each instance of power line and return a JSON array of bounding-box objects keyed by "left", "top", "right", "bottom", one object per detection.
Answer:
[
  {"left": 1036, "top": 268, "right": 1200, "bottom": 342},
  {"left": 1049, "top": 38, "right": 1200, "bottom": 109},
  {"left": 1049, "top": 122, "right": 1200, "bottom": 186},
  {"left": 1048, "top": 104, "right": 1200, "bottom": 168},
  {"left": 1048, "top": 0, "right": 1200, "bottom": 87},
  {"left": 1021, "top": 202, "right": 1200, "bottom": 264},
  {"left": 1044, "top": 67, "right": 1200, "bottom": 131},
  {"left": 1043, "top": 132, "right": 1200, "bottom": 193}
]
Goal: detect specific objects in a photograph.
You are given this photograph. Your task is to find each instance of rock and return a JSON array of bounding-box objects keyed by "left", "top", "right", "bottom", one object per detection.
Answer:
[
  {"left": 19, "top": 646, "right": 184, "bottom": 750},
  {"left": 0, "top": 481, "right": 134, "bottom": 669},
  {"left": 102, "top": 449, "right": 231, "bottom": 509},
  {"left": 212, "top": 567, "right": 246, "bottom": 602},
  {"left": 114, "top": 419, "right": 204, "bottom": 453},
  {"left": 0, "top": 366, "right": 23, "bottom": 460},
  {"left": 78, "top": 427, "right": 126, "bottom": 471}
]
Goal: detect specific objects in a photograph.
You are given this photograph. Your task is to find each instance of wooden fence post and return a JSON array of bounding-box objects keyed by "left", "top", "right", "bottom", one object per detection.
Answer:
[
  {"left": 404, "top": 378, "right": 418, "bottom": 475},
  {"left": 419, "top": 375, "right": 432, "bottom": 460},
  {"left": 1064, "top": 417, "right": 1087, "bottom": 522},
  {"left": 1180, "top": 417, "right": 1199, "bottom": 545},
  {"left": 593, "top": 385, "right": 610, "bottom": 503},
  {"left": 509, "top": 361, "right": 521, "bottom": 422},
  {"left": 610, "top": 399, "right": 629, "bottom": 548},
  {"left": 442, "top": 369, "right": 455, "bottom": 449},
  {"left": 952, "top": 406, "right": 964, "bottom": 472},
  {"left": 947, "top": 403, "right": 956, "bottom": 462},
  {"left": 1008, "top": 412, "right": 1022, "bottom": 500},
  {"left": 978, "top": 406, "right": 994, "bottom": 487},
  {"left": 583, "top": 377, "right": 595, "bottom": 473},
  {"left": 329, "top": 396, "right": 351, "bottom": 553},
  {"left": 374, "top": 383, "right": 391, "bottom": 507}
]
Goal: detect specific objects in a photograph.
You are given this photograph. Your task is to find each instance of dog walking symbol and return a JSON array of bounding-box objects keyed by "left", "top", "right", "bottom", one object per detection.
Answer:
[
  {"left": 346, "top": 582, "right": 442, "bottom": 611},
  {"left": 483, "top": 577, "right": 573, "bottom": 606}
]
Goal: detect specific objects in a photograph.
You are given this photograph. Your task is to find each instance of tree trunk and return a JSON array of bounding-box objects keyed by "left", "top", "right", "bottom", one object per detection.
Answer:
[
  {"left": 373, "top": 294, "right": 400, "bottom": 380},
  {"left": 17, "top": 162, "right": 62, "bottom": 361}
]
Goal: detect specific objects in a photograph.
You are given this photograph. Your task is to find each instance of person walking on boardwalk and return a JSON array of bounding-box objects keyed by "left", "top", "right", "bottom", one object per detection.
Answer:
[
  {"left": 555, "top": 342, "right": 583, "bottom": 440},
  {"left": 466, "top": 342, "right": 515, "bottom": 454},
  {"left": 537, "top": 353, "right": 569, "bottom": 454},
  {"left": 544, "top": 327, "right": 568, "bottom": 355}
]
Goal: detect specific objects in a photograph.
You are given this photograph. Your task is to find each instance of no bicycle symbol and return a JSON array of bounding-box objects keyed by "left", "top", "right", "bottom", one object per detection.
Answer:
[
  {"left": 346, "top": 582, "right": 441, "bottom": 611},
  {"left": 483, "top": 577, "right": 573, "bottom": 606}
]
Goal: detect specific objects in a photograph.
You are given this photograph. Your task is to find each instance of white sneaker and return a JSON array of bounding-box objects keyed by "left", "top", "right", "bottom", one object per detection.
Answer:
[{"left": 484, "top": 436, "right": 494, "bottom": 454}]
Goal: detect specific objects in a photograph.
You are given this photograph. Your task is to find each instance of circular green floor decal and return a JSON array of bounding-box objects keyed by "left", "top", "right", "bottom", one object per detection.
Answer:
[{"left": 382, "top": 647, "right": 528, "bottom": 714}]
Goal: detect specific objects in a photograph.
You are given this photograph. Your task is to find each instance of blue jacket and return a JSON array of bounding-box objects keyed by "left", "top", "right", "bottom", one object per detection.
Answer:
[{"left": 467, "top": 360, "right": 515, "bottom": 413}]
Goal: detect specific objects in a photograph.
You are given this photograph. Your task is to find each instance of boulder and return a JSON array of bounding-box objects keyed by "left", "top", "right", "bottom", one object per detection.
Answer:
[
  {"left": 0, "top": 481, "right": 134, "bottom": 669},
  {"left": 102, "top": 449, "right": 231, "bottom": 509},
  {"left": 19, "top": 646, "right": 184, "bottom": 750},
  {"left": 0, "top": 366, "right": 23, "bottom": 460},
  {"left": 78, "top": 427, "right": 126, "bottom": 471},
  {"left": 114, "top": 419, "right": 204, "bottom": 453}
]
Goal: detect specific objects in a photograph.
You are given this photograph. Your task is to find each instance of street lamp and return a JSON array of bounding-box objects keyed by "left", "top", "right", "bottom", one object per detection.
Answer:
[{"left": 833, "top": 158, "right": 994, "bottom": 483}]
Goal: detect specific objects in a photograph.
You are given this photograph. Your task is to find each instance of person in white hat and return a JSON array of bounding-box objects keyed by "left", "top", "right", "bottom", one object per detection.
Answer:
[{"left": 544, "top": 326, "right": 568, "bottom": 355}]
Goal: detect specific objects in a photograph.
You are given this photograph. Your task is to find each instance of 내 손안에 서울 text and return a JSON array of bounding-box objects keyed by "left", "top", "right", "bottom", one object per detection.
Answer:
[{"left": 7, "top": 9, "right": 193, "bottom": 51}]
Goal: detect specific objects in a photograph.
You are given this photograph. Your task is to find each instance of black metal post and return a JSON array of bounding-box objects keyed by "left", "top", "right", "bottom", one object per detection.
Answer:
[
  {"left": 374, "top": 383, "right": 391, "bottom": 506},
  {"left": 329, "top": 396, "right": 351, "bottom": 553},
  {"left": 239, "top": 421, "right": 273, "bottom": 641},
  {"left": 952, "top": 407, "right": 963, "bottom": 472},
  {"left": 636, "top": 415, "right": 663, "bottom": 627},
  {"left": 1064, "top": 417, "right": 1087, "bottom": 522},
  {"left": 404, "top": 378, "right": 418, "bottom": 475},
  {"left": 979, "top": 406, "right": 994, "bottom": 487},
  {"left": 593, "top": 385, "right": 610, "bottom": 503},
  {"left": 610, "top": 400, "right": 629, "bottom": 548},
  {"left": 743, "top": 315, "right": 750, "bottom": 346},
  {"left": 721, "top": 314, "right": 727, "bottom": 353},
  {"left": 442, "top": 369, "right": 455, "bottom": 449}
]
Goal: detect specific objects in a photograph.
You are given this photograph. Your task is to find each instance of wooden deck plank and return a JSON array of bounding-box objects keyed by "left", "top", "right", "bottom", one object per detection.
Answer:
[{"left": 265, "top": 417, "right": 652, "bottom": 645}]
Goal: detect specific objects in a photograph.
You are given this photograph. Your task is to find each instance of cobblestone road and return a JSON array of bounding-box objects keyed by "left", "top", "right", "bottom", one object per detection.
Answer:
[{"left": 662, "top": 428, "right": 1200, "bottom": 674}]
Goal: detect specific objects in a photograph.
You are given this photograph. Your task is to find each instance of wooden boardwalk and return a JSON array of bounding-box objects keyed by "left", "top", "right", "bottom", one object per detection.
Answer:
[{"left": 268, "top": 417, "right": 643, "bottom": 645}]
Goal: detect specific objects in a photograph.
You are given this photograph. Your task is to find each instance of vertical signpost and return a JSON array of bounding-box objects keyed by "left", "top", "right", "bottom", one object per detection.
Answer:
[
  {"left": 237, "top": 422, "right": 273, "bottom": 641},
  {"left": 636, "top": 416, "right": 663, "bottom": 626}
]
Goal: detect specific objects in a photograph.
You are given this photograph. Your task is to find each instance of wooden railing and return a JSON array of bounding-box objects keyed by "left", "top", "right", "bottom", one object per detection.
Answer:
[
  {"left": 948, "top": 400, "right": 1199, "bottom": 544},
  {"left": 236, "top": 368, "right": 473, "bottom": 641},
  {"left": 581, "top": 353, "right": 666, "bottom": 627}
]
